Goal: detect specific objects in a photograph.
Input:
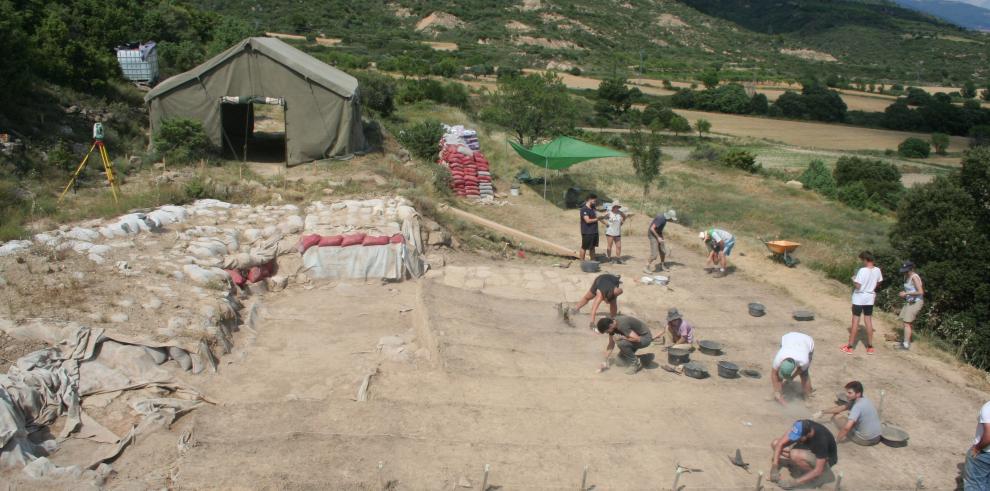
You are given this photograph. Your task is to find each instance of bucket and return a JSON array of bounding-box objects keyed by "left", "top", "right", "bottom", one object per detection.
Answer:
[
  {"left": 748, "top": 303, "right": 766, "bottom": 317},
  {"left": 793, "top": 310, "right": 815, "bottom": 321},
  {"left": 698, "top": 340, "right": 723, "bottom": 356},
  {"left": 653, "top": 275, "right": 670, "bottom": 286},
  {"left": 717, "top": 361, "right": 740, "bottom": 378},
  {"left": 580, "top": 261, "right": 601, "bottom": 273},
  {"left": 510, "top": 186, "right": 520, "bottom": 196},
  {"left": 683, "top": 362, "right": 709, "bottom": 379},
  {"left": 667, "top": 347, "right": 691, "bottom": 365},
  {"left": 880, "top": 423, "right": 909, "bottom": 447}
]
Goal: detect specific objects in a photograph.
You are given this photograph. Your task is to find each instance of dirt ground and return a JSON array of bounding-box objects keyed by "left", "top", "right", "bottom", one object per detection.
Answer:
[
  {"left": 671, "top": 108, "right": 970, "bottom": 151},
  {"left": 51, "top": 193, "right": 984, "bottom": 490}
]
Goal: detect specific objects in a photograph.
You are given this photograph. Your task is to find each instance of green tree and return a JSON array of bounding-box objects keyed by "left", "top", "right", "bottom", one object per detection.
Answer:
[
  {"left": 970, "top": 125, "right": 990, "bottom": 148},
  {"left": 396, "top": 120, "right": 443, "bottom": 161},
  {"left": 962, "top": 80, "right": 977, "bottom": 99},
  {"left": 695, "top": 118, "right": 711, "bottom": 138},
  {"left": 628, "top": 127, "right": 663, "bottom": 196},
  {"left": 837, "top": 182, "right": 869, "bottom": 210},
  {"left": 483, "top": 72, "right": 578, "bottom": 147},
  {"left": 898, "top": 137, "right": 931, "bottom": 158},
  {"left": 931, "top": 133, "right": 950, "bottom": 155},
  {"left": 749, "top": 93, "right": 770, "bottom": 115},
  {"left": 834, "top": 156, "right": 904, "bottom": 210},
  {"left": 595, "top": 76, "right": 639, "bottom": 120},
  {"left": 700, "top": 70, "right": 720, "bottom": 89},
  {"left": 982, "top": 86, "right": 990, "bottom": 102},
  {"left": 354, "top": 72, "right": 396, "bottom": 117},
  {"left": 0, "top": 0, "right": 30, "bottom": 104},
  {"left": 668, "top": 115, "right": 691, "bottom": 135}
]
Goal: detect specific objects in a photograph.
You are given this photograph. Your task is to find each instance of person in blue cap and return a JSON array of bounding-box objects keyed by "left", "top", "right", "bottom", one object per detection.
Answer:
[{"left": 769, "top": 419, "right": 838, "bottom": 489}]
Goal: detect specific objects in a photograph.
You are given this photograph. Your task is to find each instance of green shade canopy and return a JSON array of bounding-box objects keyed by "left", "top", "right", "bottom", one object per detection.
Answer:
[{"left": 509, "top": 136, "right": 628, "bottom": 170}]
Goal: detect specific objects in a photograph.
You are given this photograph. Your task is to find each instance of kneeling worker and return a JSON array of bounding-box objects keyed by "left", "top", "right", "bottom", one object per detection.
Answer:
[
  {"left": 816, "top": 380, "right": 882, "bottom": 446},
  {"left": 770, "top": 419, "right": 838, "bottom": 489},
  {"left": 596, "top": 316, "right": 652, "bottom": 375},
  {"left": 772, "top": 332, "right": 815, "bottom": 406},
  {"left": 665, "top": 308, "right": 696, "bottom": 346},
  {"left": 573, "top": 273, "right": 624, "bottom": 329}
]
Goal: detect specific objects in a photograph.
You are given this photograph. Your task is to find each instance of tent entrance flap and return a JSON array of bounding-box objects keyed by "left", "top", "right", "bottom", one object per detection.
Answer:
[{"left": 220, "top": 97, "right": 287, "bottom": 163}]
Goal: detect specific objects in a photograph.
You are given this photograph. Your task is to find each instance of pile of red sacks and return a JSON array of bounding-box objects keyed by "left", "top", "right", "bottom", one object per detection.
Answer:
[
  {"left": 439, "top": 145, "right": 494, "bottom": 198},
  {"left": 296, "top": 232, "right": 405, "bottom": 255}
]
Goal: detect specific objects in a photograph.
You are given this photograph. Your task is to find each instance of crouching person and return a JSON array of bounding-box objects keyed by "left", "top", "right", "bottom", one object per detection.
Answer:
[
  {"left": 817, "top": 381, "right": 882, "bottom": 446},
  {"left": 770, "top": 419, "right": 838, "bottom": 489},
  {"left": 596, "top": 316, "right": 652, "bottom": 375}
]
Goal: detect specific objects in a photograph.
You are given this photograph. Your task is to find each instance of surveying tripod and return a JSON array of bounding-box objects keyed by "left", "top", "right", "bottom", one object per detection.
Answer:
[{"left": 59, "top": 123, "right": 120, "bottom": 204}]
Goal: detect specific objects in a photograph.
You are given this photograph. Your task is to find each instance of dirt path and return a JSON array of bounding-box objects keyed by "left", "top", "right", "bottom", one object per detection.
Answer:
[{"left": 98, "top": 192, "right": 988, "bottom": 489}]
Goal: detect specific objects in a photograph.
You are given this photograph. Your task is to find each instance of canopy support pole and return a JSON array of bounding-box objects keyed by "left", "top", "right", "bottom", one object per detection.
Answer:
[{"left": 543, "top": 155, "right": 549, "bottom": 201}]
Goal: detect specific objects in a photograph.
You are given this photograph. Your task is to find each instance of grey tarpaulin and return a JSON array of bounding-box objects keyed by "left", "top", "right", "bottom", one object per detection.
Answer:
[
  {"left": 0, "top": 320, "right": 209, "bottom": 475},
  {"left": 145, "top": 37, "right": 366, "bottom": 165}
]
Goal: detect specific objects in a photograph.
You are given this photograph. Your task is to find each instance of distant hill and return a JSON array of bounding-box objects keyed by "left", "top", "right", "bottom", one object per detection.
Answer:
[
  {"left": 893, "top": 0, "right": 990, "bottom": 30},
  {"left": 188, "top": 0, "right": 990, "bottom": 84}
]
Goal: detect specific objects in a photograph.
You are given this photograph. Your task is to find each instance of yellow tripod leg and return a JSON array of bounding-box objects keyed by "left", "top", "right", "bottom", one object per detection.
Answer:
[
  {"left": 59, "top": 142, "right": 98, "bottom": 204},
  {"left": 99, "top": 143, "right": 120, "bottom": 204}
]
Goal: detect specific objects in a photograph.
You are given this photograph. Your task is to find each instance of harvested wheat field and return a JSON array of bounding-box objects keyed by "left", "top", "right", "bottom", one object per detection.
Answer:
[
  {"left": 673, "top": 108, "right": 970, "bottom": 151},
  {"left": 3, "top": 192, "right": 975, "bottom": 489}
]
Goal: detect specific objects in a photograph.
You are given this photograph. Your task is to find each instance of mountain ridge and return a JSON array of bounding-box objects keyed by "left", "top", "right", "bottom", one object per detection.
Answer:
[{"left": 892, "top": 0, "right": 990, "bottom": 30}]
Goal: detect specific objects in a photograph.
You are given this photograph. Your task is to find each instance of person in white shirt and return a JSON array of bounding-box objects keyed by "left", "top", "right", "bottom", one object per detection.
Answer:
[
  {"left": 841, "top": 251, "right": 882, "bottom": 355},
  {"left": 965, "top": 401, "right": 990, "bottom": 490},
  {"left": 604, "top": 203, "right": 626, "bottom": 264},
  {"left": 700, "top": 228, "right": 735, "bottom": 278},
  {"left": 771, "top": 332, "right": 815, "bottom": 406}
]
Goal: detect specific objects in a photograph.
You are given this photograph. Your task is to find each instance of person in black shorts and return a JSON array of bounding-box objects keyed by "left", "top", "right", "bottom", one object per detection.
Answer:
[
  {"left": 572, "top": 274, "right": 623, "bottom": 329},
  {"left": 770, "top": 419, "right": 838, "bottom": 489},
  {"left": 579, "top": 194, "right": 602, "bottom": 261}
]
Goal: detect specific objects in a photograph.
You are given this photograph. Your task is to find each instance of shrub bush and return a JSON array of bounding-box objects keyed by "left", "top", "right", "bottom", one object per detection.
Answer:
[
  {"left": 396, "top": 119, "right": 443, "bottom": 162},
  {"left": 798, "top": 159, "right": 837, "bottom": 197},
  {"left": 354, "top": 71, "right": 396, "bottom": 117},
  {"left": 153, "top": 118, "right": 214, "bottom": 165},
  {"left": 721, "top": 149, "right": 761, "bottom": 173},
  {"left": 931, "top": 133, "right": 950, "bottom": 155},
  {"left": 689, "top": 143, "right": 723, "bottom": 162},
  {"left": 833, "top": 156, "right": 904, "bottom": 210},
  {"left": 898, "top": 137, "right": 931, "bottom": 158},
  {"left": 837, "top": 182, "right": 869, "bottom": 209}
]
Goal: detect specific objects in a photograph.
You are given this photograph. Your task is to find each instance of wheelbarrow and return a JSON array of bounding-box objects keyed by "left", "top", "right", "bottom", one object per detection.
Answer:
[{"left": 763, "top": 239, "right": 801, "bottom": 267}]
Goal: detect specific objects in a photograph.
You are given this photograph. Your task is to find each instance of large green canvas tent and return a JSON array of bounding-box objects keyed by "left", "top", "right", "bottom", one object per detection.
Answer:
[
  {"left": 509, "top": 136, "right": 628, "bottom": 198},
  {"left": 145, "top": 37, "right": 366, "bottom": 166}
]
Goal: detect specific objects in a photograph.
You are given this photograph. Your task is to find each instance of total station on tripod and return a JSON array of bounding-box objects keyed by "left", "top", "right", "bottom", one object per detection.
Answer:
[{"left": 59, "top": 123, "right": 121, "bottom": 204}]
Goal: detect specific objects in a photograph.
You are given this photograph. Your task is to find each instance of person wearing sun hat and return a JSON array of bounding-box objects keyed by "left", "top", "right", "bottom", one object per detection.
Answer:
[
  {"left": 896, "top": 260, "right": 924, "bottom": 350},
  {"left": 769, "top": 419, "right": 838, "bottom": 489},
  {"left": 664, "top": 307, "right": 696, "bottom": 346},
  {"left": 771, "top": 332, "right": 815, "bottom": 406}
]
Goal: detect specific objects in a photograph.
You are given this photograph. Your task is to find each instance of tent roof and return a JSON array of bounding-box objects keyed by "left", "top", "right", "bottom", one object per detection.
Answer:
[
  {"left": 509, "top": 136, "right": 628, "bottom": 170},
  {"left": 145, "top": 37, "right": 358, "bottom": 102}
]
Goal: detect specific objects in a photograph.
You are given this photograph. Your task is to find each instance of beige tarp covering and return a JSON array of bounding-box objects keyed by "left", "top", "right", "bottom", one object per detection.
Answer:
[{"left": 145, "top": 37, "right": 366, "bottom": 165}]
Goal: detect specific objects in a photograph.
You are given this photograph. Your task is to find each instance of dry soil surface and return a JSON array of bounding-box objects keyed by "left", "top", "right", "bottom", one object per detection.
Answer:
[{"left": 88, "top": 198, "right": 988, "bottom": 489}]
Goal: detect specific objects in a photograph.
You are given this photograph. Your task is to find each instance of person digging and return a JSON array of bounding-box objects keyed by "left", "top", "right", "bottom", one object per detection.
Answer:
[
  {"left": 596, "top": 316, "right": 652, "bottom": 375},
  {"left": 663, "top": 307, "right": 696, "bottom": 346},
  {"left": 572, "top": 273, "right": 623, "bottom": 329},
  {"left": 770, "top": 419, "right": 838, "bottom": 489},
  {"left": 771, "top": 332, "right": 815, "bottom": 406},
  {"left": 814, "top": 381, "right": 882, "bottom": 446},
  {"left": 644, "top": 210, "right": 676, "bottom": 273},
  {"left": 700, "top": 228, "right": 735, "bottom": 278}
]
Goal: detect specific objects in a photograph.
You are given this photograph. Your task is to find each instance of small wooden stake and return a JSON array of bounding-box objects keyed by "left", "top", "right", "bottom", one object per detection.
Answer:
[
  {"left": 755, "top": 471, "right": 764, "bottom": 491},
  {"left": 378, "top": 461, "right": 385, "bottom": 491},
  {"left": 580, "top": 465, "right": 588, "bottom": 491},
  {"left": 481, "top": 464, "right": 490, "bottom": 491},
  {"left": 672, "top": 468, "right": 683, "bottom": 491},
  {"left": 915, "top": 476, "right": 923, "bottom": 490},
  {"left": 878, "top": 390, "right": 887, "bottom": 420},
  {"left": 835, "top": 472, "right": 843, "bottom": 491}
]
